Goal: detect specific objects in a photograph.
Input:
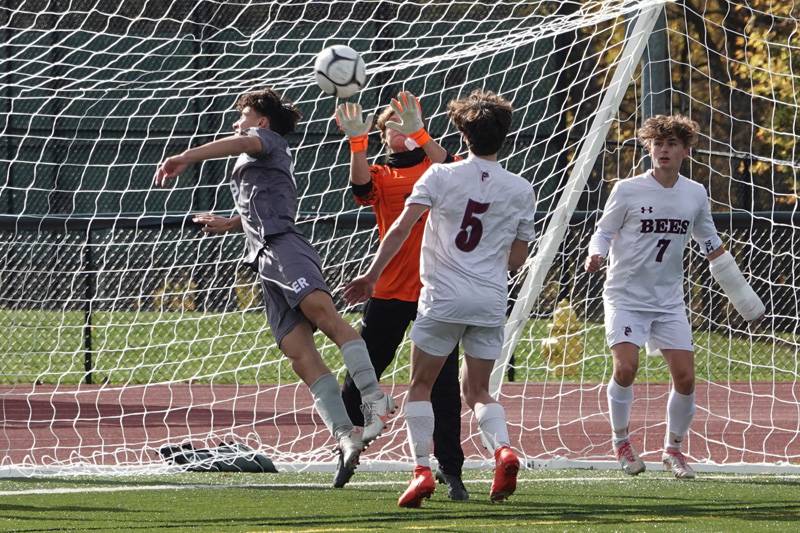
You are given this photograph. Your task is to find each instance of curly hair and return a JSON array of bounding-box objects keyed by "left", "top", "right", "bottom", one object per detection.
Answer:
[
  {"left": 637, "top": 114, "right": 699, "bottom": 148},
  {"left": 235, "top": 88, "right": 302, "bottom": 136},
  {"left": 447, "top": 89, "right": 513, "bottom": 156}
]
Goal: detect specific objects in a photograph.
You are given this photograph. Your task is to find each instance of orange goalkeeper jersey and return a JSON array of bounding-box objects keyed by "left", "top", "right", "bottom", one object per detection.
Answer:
[{"left": 353, "top": 149, "right": 457, "bottom": 302}]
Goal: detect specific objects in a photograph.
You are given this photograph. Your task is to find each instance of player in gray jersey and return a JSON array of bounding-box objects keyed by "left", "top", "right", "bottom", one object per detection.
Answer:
[
  {"left": 154, "top": 88, "right": 395, "bottom": 473},
  {"left": 585, "top": 115, "right": 765, "bottom": 479}
]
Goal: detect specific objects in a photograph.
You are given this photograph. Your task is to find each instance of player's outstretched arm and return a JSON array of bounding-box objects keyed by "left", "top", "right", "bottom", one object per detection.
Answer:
[
  {"left": 385, "top": 91, "right": 448, "bottom": 164},
  {"left": 192, "top": 213, "right": 242, "bottom": 234},
  {"left": 153, "top": 135, "right": 262, "bottom": 186},
  {"left": 343, "top": 203, "right": 428, "bottom": 303},
  {"left": 335, "top": 102, "right": 373, "bottom": 185},
  {"left": 707, "top": 246, "right": 765, "bottom": 322}
]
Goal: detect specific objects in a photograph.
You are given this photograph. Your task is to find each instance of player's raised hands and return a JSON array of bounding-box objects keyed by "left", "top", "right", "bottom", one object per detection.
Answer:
[
  {"left": 154, "top": 154, "right": 190, "bottom": 187},
  {"left": 343, "top": 274, "right": 377, "bottom": 304},
  {"left": 584, "top": 254, "right": 605, "bottom": 273},
  {"left": 335, "top": 102, "right": 374, "bottom": 139},
  {"left": 385, "top": 91, "right": 424, "bottom": 134}
]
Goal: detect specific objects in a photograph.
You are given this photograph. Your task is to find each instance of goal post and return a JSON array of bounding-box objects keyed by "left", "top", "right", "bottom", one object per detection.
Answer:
[{"left": 489, "top": 3, "right": 665, "bottom": 398}]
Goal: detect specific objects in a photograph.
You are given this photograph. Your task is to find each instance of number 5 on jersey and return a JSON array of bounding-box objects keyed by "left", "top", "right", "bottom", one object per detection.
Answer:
[{"left": 455, "top": 199, "right": 490, "bottom": 252}]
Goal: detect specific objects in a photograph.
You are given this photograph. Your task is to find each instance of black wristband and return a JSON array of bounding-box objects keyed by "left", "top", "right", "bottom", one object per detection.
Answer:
[{"left": 351, "top": 180, "right": 374, "bottom": 198}]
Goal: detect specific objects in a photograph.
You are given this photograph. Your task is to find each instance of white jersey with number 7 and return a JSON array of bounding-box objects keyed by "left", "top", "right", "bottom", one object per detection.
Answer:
[
  {"left": 596, "top": 171, "right": 722, "bottom": 313},
  {"left": 406, "top": 155, "right": 536, "bottom": 327}
]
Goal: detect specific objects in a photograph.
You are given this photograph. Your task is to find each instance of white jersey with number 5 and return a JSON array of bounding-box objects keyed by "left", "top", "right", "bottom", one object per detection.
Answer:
[
  {"left": 406, "top": 155, "right": 536, "bottom": 326},
  {"left": 595, "top": 171, "right": 722, "bottom": 312}
]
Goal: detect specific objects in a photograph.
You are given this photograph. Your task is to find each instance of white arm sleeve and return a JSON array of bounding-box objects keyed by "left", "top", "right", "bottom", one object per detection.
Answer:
[
  {"left": 589, "top": 182, "right": 626, "bottom": 257},
  {"left": 406, "top": 165, "right": 438, "bottom": 208},
  {"left": 588, "top": 228, "right": 614, "bottom": 257},
  {"left": 692, "top": 195, "right": 723, "bottom": 254},
  {"left": 516, "top": 186, "right": 537, "bottom": 242},
  {"left": 709, "top": 250, "right": 765, "bottom": 321}
]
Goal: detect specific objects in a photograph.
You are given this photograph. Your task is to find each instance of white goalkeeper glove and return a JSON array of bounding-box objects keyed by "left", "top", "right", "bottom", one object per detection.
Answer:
[
  {"left": 709, "top": 250, "right": 765, "bottom": 322},
  {"left": 384, "top": 91, "right": 431, "bottom": 147},
  {"left": 335, "top": 102, "right": 373, "bottom": 153}
]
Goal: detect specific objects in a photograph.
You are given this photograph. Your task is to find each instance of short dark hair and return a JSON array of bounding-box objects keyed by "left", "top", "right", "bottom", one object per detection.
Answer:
[
  {"left": 235, "top": 88, "right": 302, "bottom": 136},
  {"left": 447, "top": 89, "right": 513, "bottom": 156},
  {"left": 638, "top": 114, "right": 699, "bottom": 148}
]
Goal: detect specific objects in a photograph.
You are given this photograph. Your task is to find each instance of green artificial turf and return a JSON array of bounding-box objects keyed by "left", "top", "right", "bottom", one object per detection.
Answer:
[{"left": 0, "top": 469, "right": 798, "bottom": 532}]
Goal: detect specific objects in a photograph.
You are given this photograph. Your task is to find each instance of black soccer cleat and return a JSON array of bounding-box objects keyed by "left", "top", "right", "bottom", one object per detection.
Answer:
[{"left": 434, "top": 468, "right": 469, "bottom": 501}]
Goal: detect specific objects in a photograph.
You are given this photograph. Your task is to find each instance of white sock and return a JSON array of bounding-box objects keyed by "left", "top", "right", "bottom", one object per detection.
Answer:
[
  {"left": 341, "top": 339, "right": 381, "bottom": 399},
  {"left": 404, "top": 401, "right": 434, "bottom": 468},
  {"left": 665, "top": 389, "right": 695, "bottom": 451},
  {"left": 475, "top": 402, "right": 510, "bottom": 452},
  {"left": 309, "top": 373, "right": 353, "bottom": 440},
  {"left": 607, "top": 378, "right": 633, "bottom": 446}
]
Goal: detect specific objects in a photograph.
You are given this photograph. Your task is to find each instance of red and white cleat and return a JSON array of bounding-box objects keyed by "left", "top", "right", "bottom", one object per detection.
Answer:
[
  {"left": 397, "top": 466, "right": 436, "bottom": 508},
  {"left": 662, "top": 448, "right": 696, "bottom": 479},
  {"left": 614, "top": 440, "right": 646, "bottom": 476},
  {"left": 490, "top": 446, "right": 520, "bottom": 502}
]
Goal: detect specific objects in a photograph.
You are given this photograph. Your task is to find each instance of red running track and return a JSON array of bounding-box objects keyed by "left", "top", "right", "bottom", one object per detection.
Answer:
[{"left": 1, "top": 382, "right": 799, "bottom": 467}]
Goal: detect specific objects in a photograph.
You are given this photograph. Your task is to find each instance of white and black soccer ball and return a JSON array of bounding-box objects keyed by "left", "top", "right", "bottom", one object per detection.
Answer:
[{"left": 314, "top": 45, "right": 366, "bottom": 99}]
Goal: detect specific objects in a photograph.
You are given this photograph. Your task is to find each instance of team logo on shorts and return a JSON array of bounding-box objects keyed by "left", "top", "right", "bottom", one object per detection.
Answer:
[
  {"left": 623, "top": 326, "right": 632, "bottom": 337},
  {"left": 290, "top": 277, "right": 310, "bottom": 294}
]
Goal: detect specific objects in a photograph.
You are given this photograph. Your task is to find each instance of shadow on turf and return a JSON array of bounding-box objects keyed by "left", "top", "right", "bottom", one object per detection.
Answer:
[
  {"left": 5, "top": 498, "right": 800, "bottom": 531},
  {"left": 6, "top": 478, "right": 800, "bottom": 531},
  {"left": 221, "top": 499, "right": 800, "bottom": 530}
]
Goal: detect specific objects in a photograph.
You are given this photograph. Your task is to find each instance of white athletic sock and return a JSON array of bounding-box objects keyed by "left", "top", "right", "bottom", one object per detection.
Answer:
[
  {"left": 475, "top": 402, "right": 510, "bottom": 452},
  {"left": 607, "top": 378, "right": 634, "bottom": 446},
  {"left": 405, "top": 401, "right": 434, "bottom": 468},
  {"left": 665, "top": 389, "right": 695, "bottom": 451},
  {"left": 341, "top": 339, "right": 381, "bottom": 399},
  {"left": 309, "top": 373, "right": 354, "bottom": 440}
]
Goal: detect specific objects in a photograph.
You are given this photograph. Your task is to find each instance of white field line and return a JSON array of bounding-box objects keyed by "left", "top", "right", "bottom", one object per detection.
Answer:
[{"left": 2, "top": 474, "right": 800, "bottom": 497}]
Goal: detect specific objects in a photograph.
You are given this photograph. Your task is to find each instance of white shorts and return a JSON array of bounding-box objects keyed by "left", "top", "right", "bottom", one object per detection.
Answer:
[
  {"left": 410, "top": 313, "right": 504, "bottom": 360},
  {"left": 604, "top": 306, "right": 694, "bottom": 353}
]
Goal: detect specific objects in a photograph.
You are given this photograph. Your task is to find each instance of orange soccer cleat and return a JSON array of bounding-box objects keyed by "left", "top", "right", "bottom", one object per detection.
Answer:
[
  {"left": 397, "top": 466, "right": 436, "bottom": 508},
  {"left": 490, "top": 446, "right": 520, "bottom": 502}
]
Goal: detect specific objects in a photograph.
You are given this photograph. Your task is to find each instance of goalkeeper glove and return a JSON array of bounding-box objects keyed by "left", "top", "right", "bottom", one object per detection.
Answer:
[
  {"left": 335, "top": 102, "right": 373, "bottom": 153},
  {"left": 384, "top": 91, "right": 431, "bottom": 147}
]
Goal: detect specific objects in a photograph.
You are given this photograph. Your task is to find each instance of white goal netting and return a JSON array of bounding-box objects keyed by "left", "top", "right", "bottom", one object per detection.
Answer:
[{"left": 1, "top": 0, "right": 798, "bottom": 473}]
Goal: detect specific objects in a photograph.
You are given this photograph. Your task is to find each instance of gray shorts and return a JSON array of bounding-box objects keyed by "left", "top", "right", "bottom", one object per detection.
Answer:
[{"left": 255, "top": 232, "right": 331, "bottom": 347}]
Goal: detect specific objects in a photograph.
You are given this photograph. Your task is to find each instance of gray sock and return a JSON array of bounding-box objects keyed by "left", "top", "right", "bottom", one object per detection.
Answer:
[
  {"left": 341, "top": 339, "right": 381, "bottom": 399},
  {"left": 309, "top": 373, "right": 353, "bottom": 440}
]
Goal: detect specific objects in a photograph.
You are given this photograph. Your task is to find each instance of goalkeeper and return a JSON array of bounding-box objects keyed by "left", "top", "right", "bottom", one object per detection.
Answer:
[
  {"left": 333, "top": 92, "right": 468, "bottom": 499},
  {"left": 585, "top": 114, "right": 765, "bottom": 480}
]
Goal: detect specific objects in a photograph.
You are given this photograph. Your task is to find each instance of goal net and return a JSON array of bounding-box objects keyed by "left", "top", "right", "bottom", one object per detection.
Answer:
[{"left": 1, "top": 0, "right": 797, "bottom": 473}]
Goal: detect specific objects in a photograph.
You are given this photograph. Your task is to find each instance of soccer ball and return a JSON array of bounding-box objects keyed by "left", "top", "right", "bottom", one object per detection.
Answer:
[{"left": 314, "top": 45, "right": 366, "bottom": 99}]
